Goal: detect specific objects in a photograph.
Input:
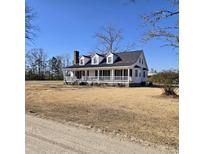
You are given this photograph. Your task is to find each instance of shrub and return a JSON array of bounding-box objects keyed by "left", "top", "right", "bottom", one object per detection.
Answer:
[
  {"left": 147, "top": 81, "right": 153, "bottom": 87},
  {"left": 149, "top": 70, "right": 179, "bottom": 96},
  {"left": 140, "top": 81, "right": 146, "bottom": 86},
  {"left": 79, "top": 82, "right": 87, "bottom": 85}
]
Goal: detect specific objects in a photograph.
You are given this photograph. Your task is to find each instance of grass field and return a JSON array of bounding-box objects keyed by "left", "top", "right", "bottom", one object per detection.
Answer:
[{"left": 25, "top": 81, "right": 179, "bottom": 149}]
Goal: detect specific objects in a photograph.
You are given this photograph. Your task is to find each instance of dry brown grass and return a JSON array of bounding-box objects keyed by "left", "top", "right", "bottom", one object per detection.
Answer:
[{"left": 25, "top": 81, "right": 179, "bottom": 149}]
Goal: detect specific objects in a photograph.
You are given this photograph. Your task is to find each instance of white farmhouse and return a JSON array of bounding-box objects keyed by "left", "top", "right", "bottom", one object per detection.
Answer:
[{"left": 63, "top": 50, "right": 148, "bottom": 86}]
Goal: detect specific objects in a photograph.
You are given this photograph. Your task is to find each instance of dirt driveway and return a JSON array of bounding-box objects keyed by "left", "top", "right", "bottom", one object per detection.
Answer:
[{"left": 26, "top": 114, "right": 177, "bottom": 154}]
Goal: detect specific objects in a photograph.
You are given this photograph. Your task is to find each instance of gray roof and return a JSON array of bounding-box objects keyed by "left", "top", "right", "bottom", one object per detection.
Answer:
[{"left": 66, "top": 50, "right": 143, "bottom": 69}]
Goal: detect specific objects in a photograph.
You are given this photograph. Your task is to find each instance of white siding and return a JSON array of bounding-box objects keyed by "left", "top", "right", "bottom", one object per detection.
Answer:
[
  {"left": 129, "top": 52, "right": 148, "bottom": 84},
  {"left": 136, "top": 53, "right": 148, "bottom": 69},
  {"left": 131, "top": 68, "right": 142, "bottom": 83}
]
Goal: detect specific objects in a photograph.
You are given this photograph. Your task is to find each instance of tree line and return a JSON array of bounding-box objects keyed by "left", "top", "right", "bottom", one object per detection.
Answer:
[{"left": 25, "top": 48, "right": 71, "bottom": 80}]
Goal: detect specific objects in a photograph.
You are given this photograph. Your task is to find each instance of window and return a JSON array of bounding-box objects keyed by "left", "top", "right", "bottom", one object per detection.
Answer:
[
  {"left": 107, "top": 57, "right": 112, "bottom": 63},
  {"left": 139, "top": 58, "right": 141, "bottom": 63},
  {"left": 87, "top": 70, "right": 89, "bottom": 76},
  {"left": 135, "top": 70, "right": 138, "bottom": 77},
  {"left": 95, "top": 70, "right": 98, "bottom": 76},
  {"left": 139, "top": 72, "right": 141, "bottom": 77},
  {"left": 100, "top": 70, "right": 103, "bottom": 76},
  {"left": 103, "top": 70, "right": 110, "bottom": 76},
  {"left": 93, "top": 57, "right": 97, "bottom": 64},
  {"left": 124, "top": 70, "right": 128, "bottom": 76},
  {"left": 142, "top": 59, "right": 143, "bottom": 64},
  {"left": 129, "top": 69, "right": 132, "bottom": 77},
  {"left": 115, "top": 70, "right": 122, "bottom": 76},
  {"left": 80, "top": 59, "right": 83, "bottom": 65},
  {"left": 143, "top": 71, "right": 146, "bottom": 77},
  {"left": 82, "top": 71, "right": 85, "bottom": 76}
]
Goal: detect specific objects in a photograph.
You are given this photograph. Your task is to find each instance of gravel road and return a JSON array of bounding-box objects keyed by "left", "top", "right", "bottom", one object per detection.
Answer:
[{"left": 26, "top": 114, "right": 176, "bottom": 154}]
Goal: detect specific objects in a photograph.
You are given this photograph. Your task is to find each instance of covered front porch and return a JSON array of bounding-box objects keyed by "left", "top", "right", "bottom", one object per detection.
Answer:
[{"left": 63, "top": 67, "right": 133, "bottom": 85}]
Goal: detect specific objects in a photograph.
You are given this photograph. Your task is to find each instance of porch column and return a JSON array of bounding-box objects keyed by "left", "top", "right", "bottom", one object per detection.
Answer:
[
  {"left": 97, "top": 70, "right": 100, "bottom": 81},
  {"left": 122, "top": 69, "right": 124, "bottom": 81},
  {"left": 85, "top": 70, "right": 87, "bottom": 80},
  {"left": 73, "top": 70, "right": 75, "bottom": 77},
  {"left": 111, "top": 69, "right": 114, "bottom": 82}
]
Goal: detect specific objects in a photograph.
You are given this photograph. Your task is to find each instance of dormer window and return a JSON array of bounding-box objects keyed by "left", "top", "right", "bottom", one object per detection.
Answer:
[
  {"left": 93, "top": 57, "right": 97, "bottom": 64},
  {"left": 107, "top": 57, "right": 112, "bottom": 63},
  {"left": 91, "top": 55, "right": 99, "bottom": 65},
  {"left": 106, "top": 52, "right": 117, "bottom": 64},
  {"left": 91, "top": 53, "right": 104, "bottom": 65},
  {"left": 79, "top": 56, "right": 90, "bottom": 65},
  {"left": 80, "top": 59, "right": 83, "bottom": 65}
]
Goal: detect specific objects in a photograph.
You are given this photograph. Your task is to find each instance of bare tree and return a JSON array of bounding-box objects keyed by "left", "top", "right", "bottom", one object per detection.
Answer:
[
  {"left": 95, "top": 25, "right": 123, "bottom": 53},
  {"left": 124, "top": 42, "right": 137, "bottom": 51},
  {"left": 26, "top": 48, "right": 47, "bottom": 79},
  {"left": 25, "top": 3, "right": 38, "bottom": 43},
  {"left": 140, "top": 0, "right": 179, "bottom": 48},
  {"left": 61, "top": 53, "right": 71, "bottom": 67}
]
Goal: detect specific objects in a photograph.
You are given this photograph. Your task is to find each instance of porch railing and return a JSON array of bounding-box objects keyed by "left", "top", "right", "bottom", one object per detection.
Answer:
[{"left": 64, "top": 76, "right": 132, "bottom": 82}]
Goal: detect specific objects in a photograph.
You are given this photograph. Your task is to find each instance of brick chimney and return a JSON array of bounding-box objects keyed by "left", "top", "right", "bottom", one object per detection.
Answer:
[{"left": 73, "top": 50, "right": 79, "bottom": 65}]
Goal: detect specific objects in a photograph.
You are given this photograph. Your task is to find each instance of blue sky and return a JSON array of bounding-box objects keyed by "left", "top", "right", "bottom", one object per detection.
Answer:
[{"left": 26, "top": 0, "right": 178, "bottom": 71}]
